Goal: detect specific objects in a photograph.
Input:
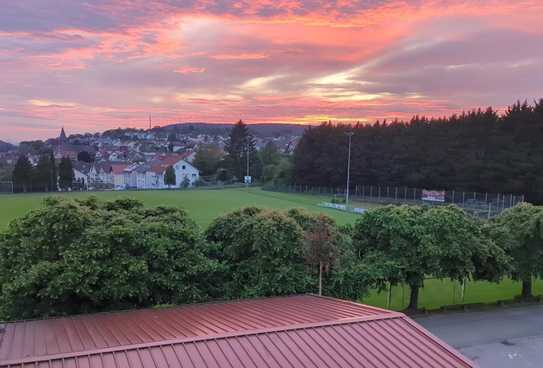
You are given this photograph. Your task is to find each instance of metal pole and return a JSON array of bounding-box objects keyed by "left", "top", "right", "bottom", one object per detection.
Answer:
[
  {"left": 345, "top": 132, "right": 354, "bottom": 208},
  {"left": 246, "top": 145, "right": 250, "bottom": 187}
]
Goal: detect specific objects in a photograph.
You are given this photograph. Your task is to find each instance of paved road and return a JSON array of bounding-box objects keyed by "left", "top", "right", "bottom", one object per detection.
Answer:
[{"left": 416, "top": 304, "right": 543, "bottom": 368}]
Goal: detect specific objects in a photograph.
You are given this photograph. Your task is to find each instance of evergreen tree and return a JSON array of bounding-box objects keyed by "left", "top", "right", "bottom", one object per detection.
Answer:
[
  {"left": 58, "top": 157, "right": 74, "bottom": 191},
  {"left": 35, "top": 154, "right": 53, "bottom": 192},
  {"left": 164, "top": 165, "right": 176, "bottom": 187},
  {"left": 49, "top": 153, "right": 57, "bottom": 191},
  {"left": 12, "top": 155, "right": 33, "bottom": 193},
  {"left": 224, "top": 120, "right": 261, "bottom": 181}
]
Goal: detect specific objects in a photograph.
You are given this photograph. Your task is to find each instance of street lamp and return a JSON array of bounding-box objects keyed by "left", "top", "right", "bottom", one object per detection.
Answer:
[{"left": 345, "top": 132, "right": 354, "bottom": 208}]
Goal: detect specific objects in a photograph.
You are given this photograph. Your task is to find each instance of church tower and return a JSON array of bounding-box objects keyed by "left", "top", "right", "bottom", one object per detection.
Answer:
[{"left": 59, "top": 127, "right": 67, "bottom": 142}]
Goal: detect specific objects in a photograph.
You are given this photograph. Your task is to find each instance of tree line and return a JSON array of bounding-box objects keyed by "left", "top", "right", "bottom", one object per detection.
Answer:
[
  {"left": 12, "top": 154, "right": 75, "bottom": 192},
  {"left": 1, "top": 198, "right": 541, "bottom": 320},
  {"left": 293, "top": 100, "right": 543, "bottom": 203}
]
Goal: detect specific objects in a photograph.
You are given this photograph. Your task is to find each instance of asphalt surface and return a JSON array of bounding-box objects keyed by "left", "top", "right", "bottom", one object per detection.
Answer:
[{"left": 416, "top": 304, "right": 543, "bottom": 368}]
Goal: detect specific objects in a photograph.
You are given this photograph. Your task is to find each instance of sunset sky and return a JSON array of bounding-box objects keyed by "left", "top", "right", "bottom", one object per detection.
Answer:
[{"left": 1, "top": 1, "right": 542, "bottom": 142}]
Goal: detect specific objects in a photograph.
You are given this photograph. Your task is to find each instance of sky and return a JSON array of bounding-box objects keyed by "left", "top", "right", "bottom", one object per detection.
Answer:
[{"left": 1, "top": 1, "right": 542, "bottom": 142}]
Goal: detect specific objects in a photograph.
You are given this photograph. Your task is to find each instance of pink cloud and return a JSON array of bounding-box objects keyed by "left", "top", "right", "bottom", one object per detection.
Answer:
[
  {"left": 174, "top": 66, "right": 206, "bottom": 74},
  {"left": 211, "top": 53, "right": 269, "bottom": 60}
]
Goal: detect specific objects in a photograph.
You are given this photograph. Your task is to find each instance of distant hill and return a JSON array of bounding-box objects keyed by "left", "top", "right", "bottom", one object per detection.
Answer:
[
  {"left": 158, "top": 122, "right": 309, "bottom": 138},
  {"left": 0, "top": 140, "right": 16, "bottom": 153}
]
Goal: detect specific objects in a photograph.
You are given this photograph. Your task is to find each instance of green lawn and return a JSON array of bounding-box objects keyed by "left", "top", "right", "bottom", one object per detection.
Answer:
[
  {"left": 0, "top": 187, "right": 369, "bottom": 229},
  {"left": 361, "top": 277, "right": 543, "bottom": 311}
]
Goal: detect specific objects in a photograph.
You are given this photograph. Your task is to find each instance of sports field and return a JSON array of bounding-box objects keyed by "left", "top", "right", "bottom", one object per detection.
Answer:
[{"left": 0, "top": 187, "right": 369, "bottom": 229}]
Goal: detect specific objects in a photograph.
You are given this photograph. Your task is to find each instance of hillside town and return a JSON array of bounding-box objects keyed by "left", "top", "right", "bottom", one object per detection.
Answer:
[{"left": 0, "top": 122, "right": 302, "bottom": 191}]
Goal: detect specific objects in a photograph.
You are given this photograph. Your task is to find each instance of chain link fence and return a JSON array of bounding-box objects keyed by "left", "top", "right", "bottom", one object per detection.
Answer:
[
  {"left": 0, "top": 181, "right": 13, "bottom": 193},
  {"left": 264, "top": 183, "right": 524, "bottom": 218}
]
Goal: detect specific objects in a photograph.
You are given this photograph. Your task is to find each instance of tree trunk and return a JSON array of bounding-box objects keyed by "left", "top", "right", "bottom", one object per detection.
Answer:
[
  {"left": 521, "top": 276, "right": 533, "bottom": 299},
  {"left": 408, "top": 284, "right": 420, "bottom": 311},
  {"left": 318, "top": 261, "right": 323, "bottom": 296}
]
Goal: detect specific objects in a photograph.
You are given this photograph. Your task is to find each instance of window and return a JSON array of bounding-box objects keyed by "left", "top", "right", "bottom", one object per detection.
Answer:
[
  {"left": 182, "top": 165, "right": 186, "bottom": 170},
  {"left": 192, "top": 174, "right": 196, "bottom": 177}
]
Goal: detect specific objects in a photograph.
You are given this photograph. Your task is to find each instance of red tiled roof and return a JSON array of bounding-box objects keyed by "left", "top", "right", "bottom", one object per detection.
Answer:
[
  {"left": 149, "top": 153, "right": 191, "bottom": 174},
  {"left": 0, "top": 295, "right": 474, "bottom": 368},
  {"left": 110, "top": 163, "right": 129, "bottom": 175}
]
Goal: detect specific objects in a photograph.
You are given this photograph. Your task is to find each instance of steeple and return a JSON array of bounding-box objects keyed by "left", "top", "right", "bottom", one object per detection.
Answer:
[{"left": 59, "top": 127, "right": 67, "bottom": 142}]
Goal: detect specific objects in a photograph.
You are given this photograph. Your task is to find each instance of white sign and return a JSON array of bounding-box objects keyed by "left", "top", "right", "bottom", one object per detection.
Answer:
[
  {"left": 422, "top": 190, "right": 446, "bottom": 202},
  {"left": 244, "top": 176, "right": 252, "bottom": 184}
]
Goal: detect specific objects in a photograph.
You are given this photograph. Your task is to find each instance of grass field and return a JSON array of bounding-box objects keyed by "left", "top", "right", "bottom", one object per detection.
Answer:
[
  {"left": 362, "top": 277, "right": 543, "bottom": 311},
  {"left": 0, "top": 187, "right": 370, "bottom": 229}
]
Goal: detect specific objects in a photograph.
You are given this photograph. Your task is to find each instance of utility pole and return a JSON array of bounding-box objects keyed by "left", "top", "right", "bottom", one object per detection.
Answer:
[{"left": 345, "top": 132, "right": 354, "bottom": 209}]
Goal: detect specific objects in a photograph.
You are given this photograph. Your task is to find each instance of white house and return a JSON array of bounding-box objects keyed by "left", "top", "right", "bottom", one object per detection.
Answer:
[{"left": 149, "top": 153, "right": 199, "bottom": 188}]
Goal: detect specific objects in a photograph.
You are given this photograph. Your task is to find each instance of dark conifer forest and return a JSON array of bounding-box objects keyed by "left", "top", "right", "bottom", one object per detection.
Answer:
[{"left": 293, "top": 100, "right": 543, "bottom": 203}]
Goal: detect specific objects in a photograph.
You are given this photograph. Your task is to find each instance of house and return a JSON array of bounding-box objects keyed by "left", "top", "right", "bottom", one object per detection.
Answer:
[
  {"left": 149, "top": 153, "right": 199, "bottom": 188},
  {"left": 0, "top": 295, "right": 475, "bottom": 368},
  {"left": 72, "top": 161, "right": 92, "bottom": 189},
  {"left": 87, "top": 162, "right": 128, "bottom": 189}
]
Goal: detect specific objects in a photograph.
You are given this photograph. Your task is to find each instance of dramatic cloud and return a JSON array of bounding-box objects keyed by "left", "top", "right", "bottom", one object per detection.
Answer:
[{"left": 1, "top": 0, "right": 542, "bottom": 141}]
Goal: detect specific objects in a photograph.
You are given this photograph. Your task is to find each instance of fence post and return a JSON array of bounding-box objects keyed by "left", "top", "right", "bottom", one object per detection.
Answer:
[
  {"left": 404, "top": 187, "right": 407, "bottom": 200},
  {"left": 462, "top": 192, "right": 465, "bottom": 205},
  {"left": 378, "top": 186, "right": 381, "bottom": 201},
  {"left": 395, "top": 187, "right": 398, "bottom": 201},
  {"left": 487, "top": 203, "right": 492, "bottom": 219}
]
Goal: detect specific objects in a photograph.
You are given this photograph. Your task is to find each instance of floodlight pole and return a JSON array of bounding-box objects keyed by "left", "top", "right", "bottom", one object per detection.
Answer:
[
  {"left": 345, "top": 132, "right": 354, "bottom": 209},
  {"left": 246, "top": 144, "right": 250, "bottom": 187}
]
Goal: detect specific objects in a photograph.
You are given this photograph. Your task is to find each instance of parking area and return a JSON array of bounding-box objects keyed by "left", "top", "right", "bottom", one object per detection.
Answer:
[{"left": 416, "top": 304, "right": 543, "bottom": 368}]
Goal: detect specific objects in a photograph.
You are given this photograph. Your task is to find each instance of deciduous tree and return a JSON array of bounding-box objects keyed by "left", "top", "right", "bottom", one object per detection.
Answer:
[
  {"left": 490, "top": 203, "right": 543, "bottom": 299},
  {"left": 0, "top": 198, "right": 220, "bottom": 320}
]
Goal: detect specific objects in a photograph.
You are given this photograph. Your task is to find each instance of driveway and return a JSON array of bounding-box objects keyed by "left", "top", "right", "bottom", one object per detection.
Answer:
[{"left": 416, "top": 304, "right": 543, "bottom": 368}]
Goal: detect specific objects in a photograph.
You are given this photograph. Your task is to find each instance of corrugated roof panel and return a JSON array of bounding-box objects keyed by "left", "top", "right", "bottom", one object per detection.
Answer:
[
  {"left": 0, "top": 295, "right": 388, "bottom": 363},
  {"left": 0, "top": 295, "right": 474, "bottom": 368},
  {"left": 1, "top": 317, "right": 473, "bottom": 368}
]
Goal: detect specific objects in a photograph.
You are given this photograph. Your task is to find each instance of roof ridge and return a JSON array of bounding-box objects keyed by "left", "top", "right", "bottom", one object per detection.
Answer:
[
  {"left": 0, "top": 294, "right": 311, "bottom": 325},
  {"left": 308, "top": 294, "right": 398, "bottom": 315},
  {"left": 0, "top": 313, "right": 404, "bottom": 366}
]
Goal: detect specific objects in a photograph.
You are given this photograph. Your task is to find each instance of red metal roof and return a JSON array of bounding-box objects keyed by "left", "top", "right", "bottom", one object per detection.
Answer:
[{"left": 0, "top": 295, "right": 474, "bottom": 368}]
